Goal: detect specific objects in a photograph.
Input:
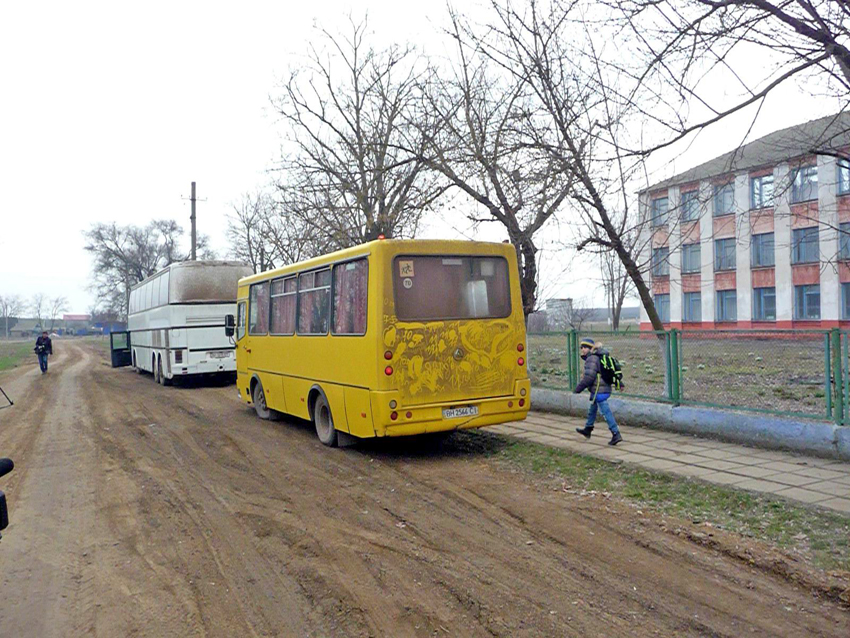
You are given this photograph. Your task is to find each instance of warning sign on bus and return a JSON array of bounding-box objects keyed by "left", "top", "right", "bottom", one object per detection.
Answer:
[{"left": 398, "top": 260, "right": 414, "bottom": 277}]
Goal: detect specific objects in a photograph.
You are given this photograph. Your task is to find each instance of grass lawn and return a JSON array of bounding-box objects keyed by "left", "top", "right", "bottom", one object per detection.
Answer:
[
  {"left": 0, "top": 341, "right": 35, "bottom": 372},
  {"left": 528, "top": 332, "right": 829, "bottom": 419},
  {"left": 456, "top": 430, "right": 850, "bottom": 573}
]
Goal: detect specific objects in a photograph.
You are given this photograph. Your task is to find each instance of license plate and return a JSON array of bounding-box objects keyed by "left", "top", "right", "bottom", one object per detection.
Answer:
[
  {"left": 443, "top": 406, "right": 479, "bottom": 419},
  {"left": 208, "top": 351, "right": 230, "bottom": 359}
]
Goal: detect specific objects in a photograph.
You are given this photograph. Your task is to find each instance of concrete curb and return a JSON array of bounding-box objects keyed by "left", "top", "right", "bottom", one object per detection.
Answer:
[{"left": 532, "top": 387, "right": 850, "bottom": 461}]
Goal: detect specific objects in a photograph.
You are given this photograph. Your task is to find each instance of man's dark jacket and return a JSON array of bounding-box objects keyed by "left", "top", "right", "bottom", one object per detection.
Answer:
[{"left": 35, "top": 335, "right": 53, "bottom": 355}]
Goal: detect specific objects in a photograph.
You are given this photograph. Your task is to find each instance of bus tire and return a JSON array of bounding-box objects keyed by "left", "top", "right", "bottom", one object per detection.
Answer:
[
  {"left": 252, "top": 381, "right": 279, "bottom": 421},
  {"left": 313, "top": 393, "right": 338, "bottom": 447},
  {"left": 157, "top": 356, "right": 171, "bottom": 386},
  {"left": 132, "top": 351, "right": 142, "bottom": 374},
  {"left": 153, "top": 355, "right": 160, "bottom": 383}
]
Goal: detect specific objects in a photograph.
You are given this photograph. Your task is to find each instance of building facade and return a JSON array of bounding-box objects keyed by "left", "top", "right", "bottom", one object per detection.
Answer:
[{"left": 639, "top": 113, "right": 850, "bottom": 330}]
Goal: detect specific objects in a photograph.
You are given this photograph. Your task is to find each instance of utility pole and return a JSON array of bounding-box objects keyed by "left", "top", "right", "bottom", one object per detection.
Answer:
[{"left": 190, "top": 181, "right": 197, "bottom": 261}]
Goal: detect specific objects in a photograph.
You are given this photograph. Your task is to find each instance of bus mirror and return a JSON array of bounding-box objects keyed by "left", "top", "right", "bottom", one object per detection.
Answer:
[{"left": 224, "top": 314, "right": 235, "bottom": 337}]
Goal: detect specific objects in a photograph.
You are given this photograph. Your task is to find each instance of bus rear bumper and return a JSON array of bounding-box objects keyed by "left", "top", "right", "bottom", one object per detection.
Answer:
[{"left": 371, "top": 379, "right": 530, "bottom": 437}]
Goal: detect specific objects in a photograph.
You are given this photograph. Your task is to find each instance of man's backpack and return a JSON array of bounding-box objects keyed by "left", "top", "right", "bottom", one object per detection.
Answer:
[{"left": 599, "top": 353, "right": 624, "bottom": 390}]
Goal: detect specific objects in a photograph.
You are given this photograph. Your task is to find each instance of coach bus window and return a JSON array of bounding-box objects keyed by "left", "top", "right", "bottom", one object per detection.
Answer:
[
  {"left": 298, "top": 269, "right": 331, "bottom": 334},
  {"left": 249, "top": 282, "right": 269, "bottom": 335},
  {"left": 394, "top": 256, "right": 510, "bottom": 321},
  {"left": 270, "top": 276, "right": 297, "bottom": 335},
  {"left": 333, "top": 259, "right": 368, "bottom": 335},
  {"left": 159, "top": 271, "right": 170, "bottom": 304}
]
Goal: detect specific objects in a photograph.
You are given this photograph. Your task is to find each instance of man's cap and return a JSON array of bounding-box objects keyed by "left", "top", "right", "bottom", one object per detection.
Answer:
[{"left": 580, "top": 338, "right": 595, "bottom": 348}]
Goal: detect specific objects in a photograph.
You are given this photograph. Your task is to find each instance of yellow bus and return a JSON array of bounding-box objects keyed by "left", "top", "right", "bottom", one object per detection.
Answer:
[{"left": 227, "top": 239, "right": 530, "bottom": 446}]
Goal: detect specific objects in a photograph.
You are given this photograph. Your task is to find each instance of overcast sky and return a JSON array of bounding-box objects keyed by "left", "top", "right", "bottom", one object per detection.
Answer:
[{"left": 0, "top": 1, "right": 841, "bottom": 315}]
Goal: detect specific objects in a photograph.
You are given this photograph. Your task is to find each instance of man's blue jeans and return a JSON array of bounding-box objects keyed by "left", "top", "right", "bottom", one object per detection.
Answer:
[
  {"left": 586, "top": 393, "right": 620, "bottom": 435},
  {"left": 37, "top": 352, "right": 48, "bottom": 373}
]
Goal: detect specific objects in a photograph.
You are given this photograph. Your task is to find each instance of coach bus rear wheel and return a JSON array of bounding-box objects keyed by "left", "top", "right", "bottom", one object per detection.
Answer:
[
  {"left": 157, "top": 356, "right": 171, "bottom": 386},
  {"left": 313, "top": 394, "right": 338, "bottom": 447}
]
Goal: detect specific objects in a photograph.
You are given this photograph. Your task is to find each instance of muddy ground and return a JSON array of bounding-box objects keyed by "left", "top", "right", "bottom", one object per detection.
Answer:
[{"left": 0, "top": 341, "right": 847, "bottom": 637}]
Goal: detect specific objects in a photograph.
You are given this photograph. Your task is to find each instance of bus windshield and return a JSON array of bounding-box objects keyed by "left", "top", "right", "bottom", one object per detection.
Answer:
[{"left": 393, "top": 255, "right": 511, "bottom": 321}]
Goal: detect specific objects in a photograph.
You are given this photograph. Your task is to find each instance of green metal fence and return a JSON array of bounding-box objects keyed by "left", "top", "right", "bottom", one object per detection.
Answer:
[{"left": 528, "top": 328, "right": 850, "bottom": 424}]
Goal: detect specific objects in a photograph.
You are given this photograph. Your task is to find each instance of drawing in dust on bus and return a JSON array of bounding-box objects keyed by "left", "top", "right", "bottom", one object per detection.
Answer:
[
  {"left": 110, "top": 261, "right": 253, "bottom": 385},
  {"left": 225, "top": 239, "right": 530, "bottom": 447}
]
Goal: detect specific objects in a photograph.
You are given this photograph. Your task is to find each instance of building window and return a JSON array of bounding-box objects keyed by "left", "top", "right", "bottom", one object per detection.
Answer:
[
  {"left": 838, "top": 159, "right": 850, "bottom": 196},
  {"left": 654, "top": 293, "right": 670, "bottom": 323},
  {"left": 791, "top": 165, "right": 818, "bottom": 203},
  {"left": 680, "top": 190, "right": 699, "bottom": 221},
  {"left": 716, "top": 289, "right": 737, "bottom": 322},
  {"left": 750, "top": 174, "right": 774, "bottom": 209},
  {"left": 840, "top": 222, "right": 850, "bottom": 260},
  {"left": 752, "top": 287, "right": 776, "bottom": 321},
  {"left": 713, "top": 182, "right": 734, "bottom": 216},
  {"left": 651, "top": 197, "right": 669, "bottom": 227},
  {"left": 714, "top": 237, "right": 736, "bottom": 271},
  {"left": 794, "top": 284, "right": 821, "bottom": 320},
  {"left": 751, "top": 232, "right": 775, "bottom": 267},
  {"left": 681, "top": 243, "right": 701, "bottom": 274},
  {"left": 683, "top": 292, "right": 701, "bottom": 322},
  {"left": 843, "top": 283, "right": 850, "bottom": 319},
  {"left": 791, "top": 227, "right": 819, "bottom": 264},
  {"left": 652, "top": 247, "right": 669, "bottom": 277}
]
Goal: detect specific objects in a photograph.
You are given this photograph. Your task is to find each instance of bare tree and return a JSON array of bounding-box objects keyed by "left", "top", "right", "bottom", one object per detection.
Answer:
[
  {"left": 83, "top": 220, "right": 212, "bottom": 320},
  {"left": 227, "top": 190, "right": 321, "bottom": 274},
  {"left": 459, "top": 1, "right": 665, "bottom": 330},
  {"left": 611, "top": 0, "right": 850, "bottom": 156},
  {"left": 273, "top": 17, "right": 447, "bottom": 249},
  {"left": 600, "top": 234, "right": 637, "bottom": 331},
  {"left": 413, "top": 10, "right": 575, "bottom": 317},
  {"left": 0, "top": 295, "right": 26, "bottom": 339},
  {"left": 30, "top": 293, "right": 46, "bottom": 331},
  {"left": 48, "top": 296, "right": 68, "bottom": 332}
]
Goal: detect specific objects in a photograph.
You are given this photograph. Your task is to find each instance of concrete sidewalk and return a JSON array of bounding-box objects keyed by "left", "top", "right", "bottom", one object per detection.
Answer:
[{"left": 491, "top": 411, "right": 850, "bottom": 514}]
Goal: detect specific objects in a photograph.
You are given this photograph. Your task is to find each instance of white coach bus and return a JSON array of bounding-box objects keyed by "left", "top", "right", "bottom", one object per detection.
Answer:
[{"left": 110, "top": 261, "right": 252, "bottom": 384}]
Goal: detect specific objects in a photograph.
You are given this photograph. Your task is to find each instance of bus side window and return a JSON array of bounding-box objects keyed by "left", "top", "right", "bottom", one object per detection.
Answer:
[{"left": 237, "top": 301, "right": 246, "bottom": 340}]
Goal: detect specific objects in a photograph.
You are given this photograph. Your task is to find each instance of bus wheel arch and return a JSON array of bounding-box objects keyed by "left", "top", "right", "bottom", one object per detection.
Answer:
[{"left": 310, "top": 386, "right": 338, "bottom": 448}]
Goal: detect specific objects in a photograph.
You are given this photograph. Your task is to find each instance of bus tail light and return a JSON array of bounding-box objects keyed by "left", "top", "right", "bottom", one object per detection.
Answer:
[
  {"left": 519, "top": 398, "right": 525, "bottom": 407},
  {"left": 405, "top": 411, "right": 412, "bottom": 419},
  {"left": 385, "top": 366, "right": 394, "bottom": 376},
  {"left": 508, "top": 401, "right": 513, "bottom": 408},
  {"left": 390, "top": 411, "right": 398, "bottom": 420},
  {"left": 520, "top": 388, "right": 527, "bottom": 396},
  {"left": 517, "top": 357, "right": 524, "bottom": 366},
  {"left": 175, "top": 350, "right": 183, "bottom": 363},
  {"left": 384, "top": 350, "right": 393, "bottom": 360},
  {"left": 389, "top": 400, "right": 397, "bottom": 409},
  {"left": 517, "top": 343, "right": 524, "bottom": 352}
]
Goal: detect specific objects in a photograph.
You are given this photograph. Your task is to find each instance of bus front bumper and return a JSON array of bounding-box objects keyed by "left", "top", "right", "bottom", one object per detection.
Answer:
[{"left": 371, "top": 379, "right": 530, "bottom": 437}]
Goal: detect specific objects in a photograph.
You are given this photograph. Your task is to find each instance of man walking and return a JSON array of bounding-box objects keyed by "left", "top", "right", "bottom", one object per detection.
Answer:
[
  {"left": 34, "top": 331, "right": 52, "bottom": 374},
  {"left": 574, "top": 338, "right": 623, "bottom": 445}
]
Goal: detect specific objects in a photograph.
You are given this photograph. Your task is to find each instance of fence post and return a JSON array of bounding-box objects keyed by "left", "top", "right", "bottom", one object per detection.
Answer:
[
  {"left": 567, "top": 330, "right": 578, "bottom": 388},
  {"left": 671, "top": 329, "right": 681, "bottom": 406},
  {"left": 825, "top": 333, "right": 833, "bottom": 420},
  {"left": 832, "top": 328, "right": 844, "bottom": 426}
]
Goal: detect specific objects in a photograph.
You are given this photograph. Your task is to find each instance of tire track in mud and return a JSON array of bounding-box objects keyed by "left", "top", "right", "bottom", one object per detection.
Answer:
[{"left": 2, "top": 341, "right": 848, "bottom": 638}]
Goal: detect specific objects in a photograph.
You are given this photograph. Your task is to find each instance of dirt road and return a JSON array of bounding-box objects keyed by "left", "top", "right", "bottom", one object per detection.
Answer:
[{"left": 0, "top": 341, "right": 847, "bottom": 637}]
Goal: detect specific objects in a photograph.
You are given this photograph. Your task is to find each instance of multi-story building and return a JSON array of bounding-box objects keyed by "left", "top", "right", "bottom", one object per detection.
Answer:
[{"left": 638, "top": 112, "right": 850, "bottom": 330}]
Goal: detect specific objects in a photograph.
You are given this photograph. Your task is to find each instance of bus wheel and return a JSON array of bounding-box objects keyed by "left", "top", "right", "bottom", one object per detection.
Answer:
[
  {"left": 153, "top": 356, "right": 160, "bottom": 383},
  {"left": 157, "top": 356, "right": 171, "bottom": 386},
  {"left": 313, "top": 394, "right": 338, "bottom": 447},
  {"left": 133, "top": 351, "right": 142, "bottom": 374},
  {"left": 252, "top": 381, "right": 278, "bottom": 420}
]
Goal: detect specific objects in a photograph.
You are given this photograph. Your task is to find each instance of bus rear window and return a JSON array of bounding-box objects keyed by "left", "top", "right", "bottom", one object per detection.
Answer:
[{"left": 393, "top": 256, "right": 511, "bottom": 320}]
